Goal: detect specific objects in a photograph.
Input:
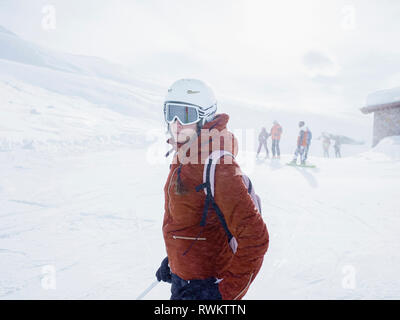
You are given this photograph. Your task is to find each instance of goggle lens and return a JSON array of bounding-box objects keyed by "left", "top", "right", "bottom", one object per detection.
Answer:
[{"left": 166, "top": 104, "right": 199, "bottom": 125}]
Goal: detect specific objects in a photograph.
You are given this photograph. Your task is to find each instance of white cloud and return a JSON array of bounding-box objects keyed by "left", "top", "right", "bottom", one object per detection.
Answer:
[{"left": 303, "top": 50, "right": 341, "bottom": 78}]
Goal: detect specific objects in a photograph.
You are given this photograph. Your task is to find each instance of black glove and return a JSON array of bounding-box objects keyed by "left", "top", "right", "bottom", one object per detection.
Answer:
[{"left": 156, "top": 257, "right": 172, "bottom": 283}]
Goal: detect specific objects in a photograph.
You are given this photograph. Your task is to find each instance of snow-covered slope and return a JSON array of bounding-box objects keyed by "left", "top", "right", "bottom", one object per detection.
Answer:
[
  {"left": 0, "top": 25, "right": 161, "bottom": 89},
  {"left": 0, "top": 78, "right": 157, "bottom": 152},
  {"left": 0, "top": 25, "right": 165, "bottom": 120},
  {"left": 0, "top": 25, "right": 167, "bottom": 152},
  {"left": 1, "top": 145, "right": 399, "bottom": 299}
]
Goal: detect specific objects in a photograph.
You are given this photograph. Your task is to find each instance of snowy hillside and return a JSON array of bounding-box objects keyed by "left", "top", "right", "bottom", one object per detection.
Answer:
[
  {"left": 0, "top": 25, "right": 162, "bottom": 90},
  {"left": 0, "top": 25, "right": 165, "bottom": 121},
  {"left": 0, "top": 78, "right": 160, "bottom": 152},
  {"left": 0, "top": 25, "right": 168, "bottom": 152}
]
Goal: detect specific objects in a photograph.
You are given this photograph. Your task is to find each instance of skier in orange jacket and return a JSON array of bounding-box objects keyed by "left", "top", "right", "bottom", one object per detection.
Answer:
[{"left": 270, "top": 121, "right": 282, "bottom": 159}]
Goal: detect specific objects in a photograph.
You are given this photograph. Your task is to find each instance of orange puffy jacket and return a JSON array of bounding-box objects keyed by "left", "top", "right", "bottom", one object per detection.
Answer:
[
  {"left": 270, "top": 124, "right": 282, "bottom": 140},
  {"left": 297, "top": 129, "right": 309, "bottom": 147},
  {"left": 163, "top": 113, "right": 269, "bottom": 300}
]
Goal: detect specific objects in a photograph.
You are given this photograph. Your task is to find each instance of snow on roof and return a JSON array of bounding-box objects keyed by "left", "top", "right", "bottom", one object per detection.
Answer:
[
  {"left": 367, "top": 87, "right": 400, "bottom": 106},
  {"left": 361, "top": 87, "right": 400, "bottom": 114}
]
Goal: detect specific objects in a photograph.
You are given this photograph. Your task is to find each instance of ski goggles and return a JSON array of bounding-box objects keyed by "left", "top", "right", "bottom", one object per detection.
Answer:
[{"left": 164, "top": 102, "right": 202, "bottom": 125}]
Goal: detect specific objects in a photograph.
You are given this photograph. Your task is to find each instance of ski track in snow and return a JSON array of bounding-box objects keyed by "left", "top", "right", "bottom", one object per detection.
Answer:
[{"left": 0, "top": 146, "right": 399, "bottom": 299}]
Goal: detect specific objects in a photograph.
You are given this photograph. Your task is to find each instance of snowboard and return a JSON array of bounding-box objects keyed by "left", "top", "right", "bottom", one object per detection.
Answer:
[{"left": 286, "top": 162, "right": 316, "bottom": 168}]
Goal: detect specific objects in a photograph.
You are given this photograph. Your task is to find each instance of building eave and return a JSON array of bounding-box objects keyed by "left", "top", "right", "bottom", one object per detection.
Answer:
[{"left": 361, "top": 101, "right": 400, "bottom": 114}]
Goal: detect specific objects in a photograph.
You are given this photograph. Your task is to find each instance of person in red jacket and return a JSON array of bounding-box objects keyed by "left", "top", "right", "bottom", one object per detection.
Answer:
[
  {"left": 270, "top": 120, "right": 282, "bottom": 159},
  {"left": 156, "top": 79, "right": 269, "bottom": 300},
  {"left": 290, "top": 121, "right": 312, "bottom": 165}
]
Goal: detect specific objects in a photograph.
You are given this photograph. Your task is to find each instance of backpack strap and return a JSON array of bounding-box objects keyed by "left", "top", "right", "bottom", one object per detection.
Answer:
[
  {"left": 195, "top": 150, "right": 234, "bottom": 227},
  {"left": 203, "top": 150, "right": 234, "bottom": 197},
  {"left": 196, "top": 150, "right": 238, "bottom": 254}
]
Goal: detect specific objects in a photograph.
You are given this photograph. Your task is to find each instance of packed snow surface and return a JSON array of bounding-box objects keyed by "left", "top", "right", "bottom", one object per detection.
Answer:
[
  {"left": 1, "top": 145, "right": 399, "bottom": 299},
  {"left": 1, "top": 24, "right": 398, "bottom": 300}
]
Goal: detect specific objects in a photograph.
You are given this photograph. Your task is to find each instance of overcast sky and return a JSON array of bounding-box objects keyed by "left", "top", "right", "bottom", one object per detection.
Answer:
[{"left": 1, "top": 0, "right": 400, "bottom": 116}]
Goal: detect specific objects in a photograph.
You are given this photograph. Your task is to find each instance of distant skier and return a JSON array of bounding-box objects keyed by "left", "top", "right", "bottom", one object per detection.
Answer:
[
  {"left": 321, "top": 133, "right": 331, "bottom": 158},
  {"left": 256, "top": 127, "right": 270, "bottom": 159},
  {"left": 303, "top": 126, "right": 312, "bottom": 162},
  {"left": 157, "top": 79, "right": 269, "bottom": 300},
  {"left": 290, "top": 121, "right": 312, "bottom": 165},
  {"left": 270, "top": 120, "right": 282, "bottom": 159},
  {"left": 334, "top": 138, "right": 342, "bottom": 158}
]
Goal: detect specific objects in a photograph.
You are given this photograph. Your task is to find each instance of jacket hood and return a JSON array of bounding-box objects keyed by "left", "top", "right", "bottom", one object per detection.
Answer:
[{"left": 167, "top": 113, "right": 238, "bottom": 164}]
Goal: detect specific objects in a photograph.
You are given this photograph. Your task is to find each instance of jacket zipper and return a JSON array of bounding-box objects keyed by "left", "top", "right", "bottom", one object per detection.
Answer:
[
  {"left": 167, "top": 166, "right": 179, "bottom": 215},
  {"left": 173, "top": 235, "right": 207, "bottom": 241},
  {"left": 234, "top": 272, "right": 254, "bottom": 300},
  {"left": 168, "top": 166, "right": 207, "bottom": 242}
]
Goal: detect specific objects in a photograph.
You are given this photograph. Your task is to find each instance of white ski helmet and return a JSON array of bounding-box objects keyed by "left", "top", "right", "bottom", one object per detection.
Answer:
[{"left": 164, "top": 79, "right": 217, "bottom": 126}]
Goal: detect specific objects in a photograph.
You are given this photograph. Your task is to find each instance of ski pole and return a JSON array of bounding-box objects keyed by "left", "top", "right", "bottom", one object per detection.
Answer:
[{"left": 136, "top": 280, "right": 160, "bottom": 300}]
